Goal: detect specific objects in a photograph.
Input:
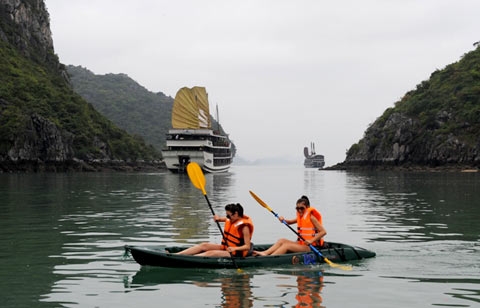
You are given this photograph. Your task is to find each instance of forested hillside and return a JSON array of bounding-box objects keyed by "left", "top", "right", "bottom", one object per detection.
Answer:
[
  {"left": 340, "top": 45, "right": 480, "bottom": 169},
  {"left": 0, "top": 0, "right": 160, "bottom": 171},
  {"left": 66, "top": 66, "right": 173, "bottom": 151}
]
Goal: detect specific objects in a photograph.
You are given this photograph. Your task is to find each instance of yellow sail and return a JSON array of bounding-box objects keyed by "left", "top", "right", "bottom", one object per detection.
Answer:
[{"left": 172, "top": 86, "right": 211, "bottom": 129}]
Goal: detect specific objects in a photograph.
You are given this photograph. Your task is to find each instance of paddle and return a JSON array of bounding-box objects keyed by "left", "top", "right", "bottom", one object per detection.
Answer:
[
  {"left": 249, "top": 190, "right": 352, "bottom": 271},
  {"left": 186, "top": 162, "right": 242, "bottom": 272}
]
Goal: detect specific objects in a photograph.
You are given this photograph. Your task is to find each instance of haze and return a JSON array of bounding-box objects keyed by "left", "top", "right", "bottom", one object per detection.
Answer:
[{"left": 45, "top": 0, "right": 480, "bottom": 166}]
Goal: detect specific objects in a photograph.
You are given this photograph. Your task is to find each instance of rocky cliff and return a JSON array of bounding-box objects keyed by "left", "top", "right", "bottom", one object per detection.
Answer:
[
  {"left": 0, "top": 0, "right": 161, "bottom": 172},
  {"left": 337, "top": 46, "right": 480, "bottom": 170},
  {"left": 0, "top": 0, "right": 58, "bottom": 69}
]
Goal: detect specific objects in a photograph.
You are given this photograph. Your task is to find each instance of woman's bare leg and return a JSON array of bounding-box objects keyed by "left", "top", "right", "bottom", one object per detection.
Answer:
[
  {"left": 270, "top": 242, "right": 310, "bottom": 255},
  {"left": 177, "top": 243, "right": 222, "bottom": 255},
  {"left": 255, "top": 238, "right": 291, "bottom": 256},
  {"left": 196, "top": 250, "right": 231, "bottom": 257}
]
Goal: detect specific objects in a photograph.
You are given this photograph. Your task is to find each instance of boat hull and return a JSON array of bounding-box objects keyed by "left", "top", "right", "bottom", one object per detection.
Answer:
[
  {"left": 124, "top": 242, "right": 375, "bottom": 269},
  {"left": 162, "top": 151, "right": 231, "bottom": 174}
]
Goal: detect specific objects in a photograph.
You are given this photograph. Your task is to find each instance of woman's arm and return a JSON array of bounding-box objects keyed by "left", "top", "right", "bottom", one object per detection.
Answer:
[
  {"left": 278, "top": 216, "right": 297, "bottom": 225},
  {"left": 305, "top": 215, "right": 326, "bottom": 245},
  {"left": 228, "top": 226, "right": 251, "bottom": 252},
  {"left": 214, "top": 215, "right": 227, "bottom": 222},
  {"left": 285, "top": 217, "right": 297, "bottom": 225}
]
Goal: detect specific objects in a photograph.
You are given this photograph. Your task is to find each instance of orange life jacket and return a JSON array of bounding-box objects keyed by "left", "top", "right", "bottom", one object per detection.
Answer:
[
  {"left": 222, "top": 215, "right": 254, "bottom": 257},
  {"left": 296, "top": 207, "right": 324, "bottom": 247}
]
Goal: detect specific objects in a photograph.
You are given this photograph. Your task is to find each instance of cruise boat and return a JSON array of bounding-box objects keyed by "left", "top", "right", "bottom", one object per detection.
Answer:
[
  {"left": 303, "top": 142, "right": 325, "bottom": 169},
  {"left": 161, "top": 86, "right": 233, "bottom": 173}
]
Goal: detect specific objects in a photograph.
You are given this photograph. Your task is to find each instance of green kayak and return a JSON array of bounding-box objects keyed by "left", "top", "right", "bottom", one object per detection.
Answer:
[{"left": 124, "top": 242, "right": 375, "bottom": 269}]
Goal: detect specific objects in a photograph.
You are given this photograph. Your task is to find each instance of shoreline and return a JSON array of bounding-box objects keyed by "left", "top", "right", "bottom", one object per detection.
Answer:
[
  {"left": 0, "top": 159, "right": 167, "bottom": 173},
  {"left": 323, "top": 162, "right": 479, "bottom": 172}
]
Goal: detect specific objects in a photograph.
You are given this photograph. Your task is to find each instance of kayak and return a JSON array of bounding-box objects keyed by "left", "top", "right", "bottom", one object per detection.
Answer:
[{"left": 124, "top": 242, "right": 375, "bottom": 269}]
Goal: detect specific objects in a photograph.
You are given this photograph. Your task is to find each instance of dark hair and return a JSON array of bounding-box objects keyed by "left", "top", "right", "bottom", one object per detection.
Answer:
[
  {"left": 297, "top": 195, "right": 310, "bottom": 207},
  {"left": 301, "top": 195, "right": 310, "bottom": 205},
  {"left": 225, "top": 203, "right": 244, "bottom": 217}
]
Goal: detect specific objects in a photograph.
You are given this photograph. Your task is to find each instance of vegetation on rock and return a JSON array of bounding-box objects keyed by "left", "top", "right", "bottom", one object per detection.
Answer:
[
  {"left": 0, "top": 0, "right": 160, "bottom": 171},
  {"left": 343, "top": 46, "right": 480, "bottom": 169},
  {"left": 66, "top": 65, "right": 173, "bottom": 151}
]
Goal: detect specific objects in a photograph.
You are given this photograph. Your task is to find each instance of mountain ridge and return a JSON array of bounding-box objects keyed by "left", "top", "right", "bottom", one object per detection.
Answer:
[
  {"left": 0, "top": 0, "right": 161, "bottom": 172},
  {"left": 66, "top": 65, "right": 173, "bottom": 152},
  {"left": 332, "top": 46, "right": 480, "bottom": 170}
]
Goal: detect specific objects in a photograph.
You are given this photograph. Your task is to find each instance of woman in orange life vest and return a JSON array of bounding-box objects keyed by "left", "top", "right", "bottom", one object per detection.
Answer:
[
  {"left": 177, "top": 203, "right": 254, "bottom": 257},
  {"left": 255, "top": 196, "right": 326, "bottom": 256}
]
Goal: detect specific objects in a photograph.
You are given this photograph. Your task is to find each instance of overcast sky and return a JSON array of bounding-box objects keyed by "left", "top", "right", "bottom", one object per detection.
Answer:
[{"left": 44, "top": 0, "right": 480, "bottom": 165}]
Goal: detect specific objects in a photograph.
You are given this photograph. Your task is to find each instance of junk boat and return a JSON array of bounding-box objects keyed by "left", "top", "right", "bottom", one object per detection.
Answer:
[
  {"left": 161, "top": 86, "right": 233, "bottom": 173},
  {"left": 304, "top": 142, "right": 325, "bottom": 168}
]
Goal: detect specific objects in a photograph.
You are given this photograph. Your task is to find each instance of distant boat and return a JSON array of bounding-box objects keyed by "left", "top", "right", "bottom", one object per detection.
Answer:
[
  {"left": 304, "top": 142, "right": 325, "bottom": 169},
  {"left": 161, "top": 86, "right": 232, "bottom": 173}
]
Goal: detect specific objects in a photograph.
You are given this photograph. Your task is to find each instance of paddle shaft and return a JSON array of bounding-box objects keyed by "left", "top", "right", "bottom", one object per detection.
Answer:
[{"left": 203, "top": 194, "right": 227, "bottom": 239}]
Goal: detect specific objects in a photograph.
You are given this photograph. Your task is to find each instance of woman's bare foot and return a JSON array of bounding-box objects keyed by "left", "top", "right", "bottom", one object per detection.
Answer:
[{"left": 253, "top": 250, "right": 267, "bottom": 256}]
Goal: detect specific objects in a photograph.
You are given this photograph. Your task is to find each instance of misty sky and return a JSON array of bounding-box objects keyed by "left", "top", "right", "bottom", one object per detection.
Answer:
[{"left": 44, "top": 0, "right": 480, "bottom": 166}]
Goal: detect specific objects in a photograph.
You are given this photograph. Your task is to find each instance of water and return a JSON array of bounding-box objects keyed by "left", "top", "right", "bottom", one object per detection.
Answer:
[{"left": 0, "top": 166, "right": 479, "bottom": 307}]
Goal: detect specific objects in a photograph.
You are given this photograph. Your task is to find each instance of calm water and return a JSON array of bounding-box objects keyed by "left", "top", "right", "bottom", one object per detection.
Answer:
[{"left": 0, "top": 165, "right": 479, "bottom": 307}]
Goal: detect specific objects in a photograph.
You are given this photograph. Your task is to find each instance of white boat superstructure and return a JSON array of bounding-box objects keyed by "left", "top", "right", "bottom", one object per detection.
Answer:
[
  {"left": 304, "top": 142, "right": 325, "bottom": 169},
  {"left": 161, "top": 87, "right": 233, "bottom": 173},
  {"left": 162, "top": 128, "right": 232, "bottom": 173}
]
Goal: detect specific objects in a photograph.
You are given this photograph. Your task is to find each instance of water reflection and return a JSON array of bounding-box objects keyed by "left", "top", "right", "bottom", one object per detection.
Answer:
[
  {"left": 209, "top": 171, "right": 234, "bottom": 204},
  {"left": 218, "top": 274, "right": 253, "bottom": 308},
  {"left": 49, "top": 172, "right": 221, "bottom": 247},
  {"left": 192, "top": 273, "right": 254, "bottom": 308},
  {"left": 276, "top": 270, "right": 326, "bottom": 308},
  {"left": 165, "top": 171, "right": 235, "bottom": 243},
  {"left": 383, "top": 276, "right": 480, "bottom": 305},
  {"left": 126, "top": 267, "right": 330, "bottom": 307},
  {"left": 3, "top": 169, "right": 479, "bottom": 308},
  {"left": 342, "top": 171, "right": 480, "bottom": 307},
  {"left": 39, "top": 172, "right": 232, "bottom": 306},
  {"left": 0, "top": 174, "right": 78, "bottom": 308},
  {"left": 345, "top": 171, "right": 480, "bottom": 243},
  {"left": 161, "top": 173, "right": 213, "bottom": 242},
  {"left": 128, "top": 267, "right": 253, "bottom": 307}
]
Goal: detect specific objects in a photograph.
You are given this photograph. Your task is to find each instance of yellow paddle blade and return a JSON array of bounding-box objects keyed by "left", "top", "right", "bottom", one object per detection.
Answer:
[
  {"left": 324, "top": 257, "right": 353, "bottom": 271},
  {"left": 249, "top": 191, "right": 273, "bottom": 212},
  {"left": 187, "top": 162, "right": 207, "bottom": 195}
]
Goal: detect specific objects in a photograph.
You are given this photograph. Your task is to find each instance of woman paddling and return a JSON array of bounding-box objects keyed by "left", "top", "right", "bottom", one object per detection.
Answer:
[
  {"left": 255, "top": 196, "right": 326, "bottom": 256},
  {"left": 177, "top": 203, "right": 254, "bottom": 257}
]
